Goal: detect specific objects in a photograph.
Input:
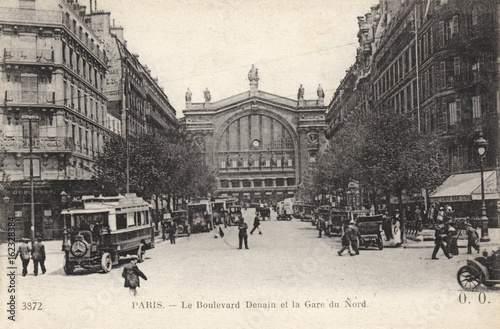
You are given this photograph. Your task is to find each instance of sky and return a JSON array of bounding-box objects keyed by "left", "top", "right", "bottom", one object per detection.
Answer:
[{"left": 96, "top": 0, "right": 378, "bottom": 117}]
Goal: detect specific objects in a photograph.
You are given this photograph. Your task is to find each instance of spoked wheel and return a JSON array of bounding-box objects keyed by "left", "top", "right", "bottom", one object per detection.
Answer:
[
  {"left": 457, "top": 266, "right": 482, "bottom": 291},
  {"left": 137, "top": 244, "right": 145, "bottom": 263},
  {"left": 101, "top": 252, "right": 112, "bottom": 273}
]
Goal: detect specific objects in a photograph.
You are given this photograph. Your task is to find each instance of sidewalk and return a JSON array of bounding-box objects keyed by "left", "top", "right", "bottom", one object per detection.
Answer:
[{"left": 401, "top": 228, "right": 500, "bottom": 249}]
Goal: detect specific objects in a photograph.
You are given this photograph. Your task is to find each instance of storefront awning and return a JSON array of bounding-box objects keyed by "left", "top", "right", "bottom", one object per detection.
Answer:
[{"left": 429, "top": 171, "right": 498, "bottom": 203}]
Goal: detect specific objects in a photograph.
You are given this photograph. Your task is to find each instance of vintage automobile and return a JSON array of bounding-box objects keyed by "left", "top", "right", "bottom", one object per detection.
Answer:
[
  {"left": 326, "top": 209, "right": 349, "bottom": 237},
  {"left": 211, "top": 199, "right": 228, "bottom": 226},
  {"left": 293, "top": 202, "right": 304, "bottom": 219},
  {"left": 301, "top": 204, "right": 316, "bottom": 222},
  {"left": 356, "top": 215, "right": 384, "bottom": 250},
  {"left": 257, "top": 205, "right": 271, "bottom": 221},
  {"left": 316, "top": 205, "right": 331, "bottom": 229},
  {"left": 61, "top": 193, "right": 155, "bottom": 274},
  {"left": 187, "top": 202, "right": 213, "bottom": 233},
  {"left": 171, "top": 210, "right": 190, "bottom": 236},
  {"left": 457, "top": 247, "right": 500, "bottom": 290},
  {"left": 228, "top": 205, "right": 243, "bottom": 225}
]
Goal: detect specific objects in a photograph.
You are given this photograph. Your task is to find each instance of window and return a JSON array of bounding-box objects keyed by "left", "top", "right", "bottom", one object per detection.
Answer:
[
  {"left": 70, "top": 85, "right": 74, "bottom": 108},
  {"left": 220, "top": 180, "right": 229, "bottom": 188},
  {"left": 473, "top": 95, "right": 481, "bottom": 118},
  {"left": 77, "top": 90, "right": 81, "bottom": 112},
  {"left": 472, "top": 7, "right": 479, "bottom": 26},
  {"left": 63, "top": 81, "right": 67, "bottom": 105},
  {"left": 62, "top": 41, "right": 66, "bottom": 64},
  {"left": 23, "top": 158, "right": 40, "bottom": 178},
  {"left": 116, "top": 214, "right": 127, "bottom": 230},
  {"left": 454, "top": 57, "right": 460, "bottom": 76},
  {"left": 472, "top": 61, "right": 480, "bottom": 82},
  {"left": 440, "top": 61, "right": 446, "bottom": 88},
  {"left": 448, "top": 100, "right": 461, "bottom": 126},
  {"left": 451, "top": 15, "right": 459, "bottom": 35}
]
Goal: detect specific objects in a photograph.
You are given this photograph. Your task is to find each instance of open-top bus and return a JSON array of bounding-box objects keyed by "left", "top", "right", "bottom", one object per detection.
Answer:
[{"left": 61, "top": 193, "right": 155, "bottom": 274}]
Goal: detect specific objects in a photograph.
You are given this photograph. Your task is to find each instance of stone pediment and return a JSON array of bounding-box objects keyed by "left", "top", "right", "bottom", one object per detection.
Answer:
[{"left": 184, "top": 89, "right": 326, "bottom": 115}]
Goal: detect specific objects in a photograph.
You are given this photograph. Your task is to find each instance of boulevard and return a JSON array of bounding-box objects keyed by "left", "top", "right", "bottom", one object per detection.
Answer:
[{"left": 1, "top": 209, "right": 499, "bottom": 329}]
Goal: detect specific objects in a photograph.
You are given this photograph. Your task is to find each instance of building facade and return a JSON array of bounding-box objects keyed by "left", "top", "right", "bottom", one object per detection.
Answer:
[
  {"left": 326, "top": 0, "right": 500, "bottom": 226},
  {"left": 87, "top": 11, "right": 177, "bottom": 139},
  {"left": 0, "top": 0, "right": 112, "bottom": 240},
  {"left": 182, "top": 68, "right": 327, "bottom": 204}
]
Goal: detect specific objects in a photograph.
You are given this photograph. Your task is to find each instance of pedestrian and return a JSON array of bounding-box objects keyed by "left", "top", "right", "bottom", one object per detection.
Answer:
[
  {"left": 318, "top": 216, "right": 327, "bottom": 238},
  {"left": 348, "top": 220, "right": 360, "bottom": 255},
  {"left": 465, "top": 222, "right": 480, "bottom": 254},
  {"left": 436, "top": 206, "right": 446, "bottom": 222},
  {"left": 168, "top": 218, "right": 176, "bottom": 245},
  {"left": 122, "top": 257, "right": 147, "bottom": 296},
  {"left": 446, "top": 220, "right": 459, "bottom": 255},
  {"left": 238, "top": 216, "right": 249, "bottom": 249},
  {"left": 32, "top": 237, "right": 46, "bottom": 276},
  {"left": 393, "top": 212, "right": 402, "bottom": 247},
  {"left": 16, "top": 238, "right": 32, "bottom": 276},
  {"left": 161, "top": 218, "right": 167, "bottom": 241},
  {"left": 338, "top": 223, "right": 354, "bottom": 256},
  {"left": 250, "top": 215, "right": 262, "bottom": 235},
  {"left": 214, "top": 213, "right": 224, "bottom": 238},
  {"left": 414, "top": 205, "right": 423, "bottom": 232},
  {"left": 382, "top": 210, "right": 393, "bottom": 241},
  {"left": 432, "top": 220, "right": 453, "bottom": 260}
]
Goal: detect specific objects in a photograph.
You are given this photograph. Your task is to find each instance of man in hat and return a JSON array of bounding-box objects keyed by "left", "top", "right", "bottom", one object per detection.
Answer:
[
  {"left": 15, "top": 238, "right": 32, "bottom": 276},
  {"left": 465, "top": 222, "right": 480, "bottom": 254},
  {"left": 432, "top": 219, "right": 452, "bottom": 260},
  {"left": 32, "top": 237, "right": 46, "bottom": 276},
  {"left": 348, "top": 220, "right": 361, "bottom": 255},
  {"left": 437, "top": 206, "right": 445, "bottom": 222},
  {"left": 238, "top": 216, "right": 249, "bottom": 249},
  {"left": 382, "top": 210, "right": 393, "bottom": 241},
  {"left": 122, "top": 257, "right": 147, "bottom": 296},
  {"left": 338, "top": 221, "right": 354, "bottom": 256}
]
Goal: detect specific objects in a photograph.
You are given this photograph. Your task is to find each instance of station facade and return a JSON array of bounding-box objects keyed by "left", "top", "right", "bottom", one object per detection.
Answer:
[{"left": 182, "top": 68, "right": 327, "bottom": 204}]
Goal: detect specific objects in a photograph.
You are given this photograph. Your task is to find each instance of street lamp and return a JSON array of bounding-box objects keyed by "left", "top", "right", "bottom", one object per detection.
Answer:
[
  {"left": 60, "top": 191, "right": 70, "bottom": 251},
  {"left": 475, "top": 131, "right": 490, "bottom": 242}
]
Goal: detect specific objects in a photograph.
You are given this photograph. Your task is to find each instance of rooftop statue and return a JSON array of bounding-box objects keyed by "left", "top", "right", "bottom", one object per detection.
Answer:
[
  {"left": 248, "top": 64, "right": 259, "bottom": 82},
  {"left": 203, "top": 88, "right": 211, "bottom": 102},
  {"left": 297, "top": 84, "right": 305, "bottom": 100},
  {"left": 317, "top": 84, "right": 325, "bottom": 98},
  {"left": 185, "top": 87, "right": 192, "bottom": 102}
]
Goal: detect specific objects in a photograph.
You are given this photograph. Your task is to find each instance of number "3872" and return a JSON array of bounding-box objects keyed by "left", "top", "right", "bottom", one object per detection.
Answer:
[{"left": 22, "top": 302, "right": 42, "bottom": 310}]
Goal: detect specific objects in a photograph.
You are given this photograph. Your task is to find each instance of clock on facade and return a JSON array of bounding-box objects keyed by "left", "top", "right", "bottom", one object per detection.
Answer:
[{"left": 252, "top": 139, "right": 260, "bottom": 147}]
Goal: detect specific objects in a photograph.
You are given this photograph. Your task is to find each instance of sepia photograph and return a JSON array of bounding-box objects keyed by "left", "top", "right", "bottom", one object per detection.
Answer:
[{"left": 0, "top": 0, "right": 499, "bottom": 328}]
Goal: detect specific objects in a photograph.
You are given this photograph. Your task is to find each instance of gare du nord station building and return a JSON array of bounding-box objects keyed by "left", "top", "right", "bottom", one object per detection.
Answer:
[{"left": 182, "top": 67, "right": 327, "bottom": 204}]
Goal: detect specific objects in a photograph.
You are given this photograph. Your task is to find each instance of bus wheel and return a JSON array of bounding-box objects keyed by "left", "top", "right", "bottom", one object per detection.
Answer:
[
  {"left": 63, "top": 254, "right": 74, "bottom": 275},
  {"left": 137, "top": 244, "right": 145, "bottom": 263},
  {"left": 101, "top": 252, "right": 112, "bottom": 273}
]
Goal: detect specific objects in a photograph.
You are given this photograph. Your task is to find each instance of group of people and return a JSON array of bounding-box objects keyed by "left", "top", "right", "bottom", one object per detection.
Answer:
[
  {"left": 161, "top": 215, "right": 177, "bottom": 245},
  {"left": 382, "top": 209, "right": 402, "bottom": 247},
  {"left": 15, "top": 237, "right": 46, "bottom": 276}
]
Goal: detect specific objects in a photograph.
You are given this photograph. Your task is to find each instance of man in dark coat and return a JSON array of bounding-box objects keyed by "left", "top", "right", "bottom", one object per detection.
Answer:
[
  {"left": 250, "top": 215, "right": 262, "bottom": 235},
  {"left": 238, "top": 216, "right": 249, "bottom": 249},
  {"left": 15, "top": 238, "right": 32, "bottom": 276},
  {"left": 465, "top": 223, "right": 480, "bottom": 254},
  {"left": 32, "top": 238, "right": 46, "bottom": 276},
  {"left": 382, "top": 211, "right": 393, "bottom": 241},
  {"left": 318, "top": 216, "right": 327, "bottom": 238},
  {"left": 122, "top": 258, "right": 147, "bottom": 296},
  {"left": 432, "top": 221, "right": 453, "bottom": 260},
  {"left": 168, "top": 219, "right": 176, "bottom": 245}
]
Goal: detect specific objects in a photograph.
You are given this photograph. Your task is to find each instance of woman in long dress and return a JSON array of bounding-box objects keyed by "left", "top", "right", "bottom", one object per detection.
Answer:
[{"left": 393, "top": 217, "right": 402, "bottom": 247}]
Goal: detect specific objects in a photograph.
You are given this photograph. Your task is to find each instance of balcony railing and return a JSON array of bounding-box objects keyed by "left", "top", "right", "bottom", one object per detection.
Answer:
[
  {"left": 3, "top": 136, "right": 74, "bottom": 152},
  {"left": 0, "top": 7, "right": 107, "bottom": 65},
  {"left": 5, "top": 90, "right": 55, "bottom": 105},
  {"left": 4, "top": 48, "right": 54, "bottom": 64}
]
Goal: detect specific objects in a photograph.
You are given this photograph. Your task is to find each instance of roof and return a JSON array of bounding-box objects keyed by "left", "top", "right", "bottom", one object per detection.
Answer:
[{"left": 430, "top": 171, "right": 498, "bottom": 202}]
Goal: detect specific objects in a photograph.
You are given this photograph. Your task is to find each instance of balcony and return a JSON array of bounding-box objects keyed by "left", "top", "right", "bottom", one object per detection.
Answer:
[
  {"left": 3, "top": 136, "right": 74, "bottom": 152},
  {"left": 4, "top": 48, "right": 54, "bottom": 65},
  {"left": 5, "top": 90, "right": 55, "bottom": 105}
]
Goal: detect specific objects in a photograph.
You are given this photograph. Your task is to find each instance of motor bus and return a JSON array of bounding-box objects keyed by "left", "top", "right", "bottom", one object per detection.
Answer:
[{"left": 60, "top": 193, "right": 155, "bottom": 274}]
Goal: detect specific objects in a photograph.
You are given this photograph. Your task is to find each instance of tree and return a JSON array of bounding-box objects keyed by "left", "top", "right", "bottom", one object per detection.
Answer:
[{"left": 360, "top": 112, "right": 447, "bottom": 240}]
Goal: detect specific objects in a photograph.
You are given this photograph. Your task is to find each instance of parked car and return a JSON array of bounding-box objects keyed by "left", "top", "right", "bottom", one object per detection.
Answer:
[
  {"left": 228, "top": 205, "right": 243, "bottom": 225},
  {"left": 187, "top": 202, "right": 213, "bottom": 233},
  {"left": 171, "top": 210, "right": 190, "bottom": 236}
]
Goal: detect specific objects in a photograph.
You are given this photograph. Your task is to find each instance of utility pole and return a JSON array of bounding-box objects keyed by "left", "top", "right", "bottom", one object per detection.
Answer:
[{"left": 22, "top": 114, "right": 39, "bottom": 245}]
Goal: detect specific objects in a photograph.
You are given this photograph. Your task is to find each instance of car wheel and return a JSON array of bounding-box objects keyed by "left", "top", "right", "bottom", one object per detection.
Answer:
[
  {"left": 101, "top": 252, "right": 112, "bottom": 273},
  {"left": 457, "top": 266, "right": 481, "bottom": 291},
  {"left": 137, "top": 244, "right": 145, "bottom": 263}
]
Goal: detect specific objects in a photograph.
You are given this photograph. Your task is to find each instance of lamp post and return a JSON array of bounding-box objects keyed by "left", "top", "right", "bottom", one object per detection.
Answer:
[
  {"left": 60, "top": 191, "right": 69, "bottom": 251},
  {"left": 475, "top": 131, "right": 490, "bottom": 242}
]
